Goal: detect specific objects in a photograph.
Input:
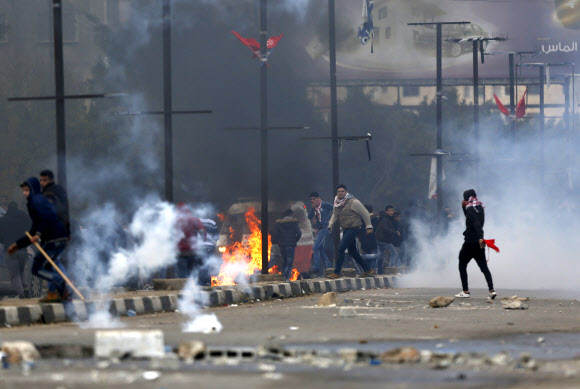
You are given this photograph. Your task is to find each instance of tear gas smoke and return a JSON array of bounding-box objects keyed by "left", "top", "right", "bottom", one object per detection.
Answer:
[{"left": 179, "top": 278, "right": 223, "bottom": 333}]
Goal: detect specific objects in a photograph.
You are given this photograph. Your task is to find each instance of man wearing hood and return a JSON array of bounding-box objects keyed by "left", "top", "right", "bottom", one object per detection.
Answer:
[
  {"left": 327, "top": 184, "right": 375, "bottom": 279},
  {"left": 0, "top": 202, "right": 31, "bottom": 298},
  {"left": 39, "top": 169, "right": 70, "bottom": 237},
  {"left": 7, "top": 177, "right": 72, "bottom": 302},
  {"left": 455, "top": 189, "right": 497, "bottom": 300},
  {"left": 271, "top": 209, "right": 302, "bottom": 281}
]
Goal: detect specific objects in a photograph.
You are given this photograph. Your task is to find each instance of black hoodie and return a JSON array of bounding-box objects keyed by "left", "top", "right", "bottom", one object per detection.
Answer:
[{"left": 15, "top": 177, "right": 67, "bottom": 249}]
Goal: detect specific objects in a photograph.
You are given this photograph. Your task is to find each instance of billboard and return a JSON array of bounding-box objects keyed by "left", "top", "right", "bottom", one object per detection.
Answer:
[{"left": 301, "top": 0, "right": 580, "bottom": 80}]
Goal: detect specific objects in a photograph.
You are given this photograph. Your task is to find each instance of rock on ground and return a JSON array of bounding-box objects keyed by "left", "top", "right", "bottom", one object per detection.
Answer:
[{"left": 429, "top": 296, "right": 455, "bottom": 308}]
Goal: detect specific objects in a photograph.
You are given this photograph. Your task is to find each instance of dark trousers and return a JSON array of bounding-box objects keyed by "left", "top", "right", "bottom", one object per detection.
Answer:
[
  {"left": 280, "top": 246, "right": 296, "bottom": 280},
  {"left": 31, "top": 240, "right": 69, "bottom": 296},
  {"left": 334, "top": 228, "right": 370, "bottom": 275},
  {"left": 458, "top": 241, "right": 494, "bottom": 292}
]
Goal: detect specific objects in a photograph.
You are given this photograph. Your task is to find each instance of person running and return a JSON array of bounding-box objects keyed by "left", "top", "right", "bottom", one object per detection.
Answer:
[
  {"left": 455, "top": 189, "right": 497, "bottom": 300},
  {"left": 327, "top": 184, "right": 375, "bottom": 279}
]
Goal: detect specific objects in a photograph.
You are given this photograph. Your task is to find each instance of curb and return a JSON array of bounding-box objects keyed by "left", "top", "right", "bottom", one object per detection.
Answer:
[{"left": 0, "top": 275, "right": 398, "bottom": 327}]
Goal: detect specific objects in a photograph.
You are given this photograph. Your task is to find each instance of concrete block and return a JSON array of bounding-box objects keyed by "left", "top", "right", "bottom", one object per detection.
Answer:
[
  {"left": 265, "top": 284, "right": 281, "bottom": 299},
  {"left": 324, "top": 280, "right": 337, "bottom": 292},
  {"left": 373, "top": 277, "right": 384, "bottom": 288},
  {"left": 289, "top": 281, "right": 303, "bottom": 297},
  {"left": 143, "top": 296, "right": 162, "bottom": 313},
  {"left": 313, "top": 281, "right": 326, "bottom": 294},
  {"left": 278, "top": 283, "right": 291, "bottom": 298},
  {"left": 355, "top": 278, "right": 364, "bottom": 289},
  {"left": 94, "top": 329, "right": 165, "bottom": 359},
  {"left": 382, "top": 276, "right": 390, "bottom": 288},
  {"left": 152, "top": 278, "right": 187, "bottom": 291},
  {"left": 72, "top": 301, "right": 88, "bottom": 321},
  {"left": 41, "top": 304, "right": 66, "bottom": 324},
  {"left": 250, "top": 274, "right": 285, "bottom": 283},
  {"left": 109, "top": 299, "right": 126, "bottom": 316},
  {"left": 252, "top": 286, "right": 265, "bottom": 300},
  {"left": 17, "top": 306, "right": 42, "bottom": 325},
  {"left": 124, "top": 298, "right": 145, "bottom": 314},
  {"left": 364, "top": 278, "right": 373, "bottom": 289},
  {"left": 341, "top": 268, "right": 357, "bottom": 278},
  {"left": 344, "top": 278, "right": 354, "bottom": 291},
  {"left": 300, "top": 280, "right": 314, "bottom": 294},
  {"left": 159, "top": 295, "right": 174, "bottom": 311},
  {"left": 208, "top": 290, "right": 225, "bottom": 306},
  {"left": 223, "top": 289, "right": 235, "bottom": 305},
  {"left": 0, "top": 307, "right": 19, "bottom": 326}
]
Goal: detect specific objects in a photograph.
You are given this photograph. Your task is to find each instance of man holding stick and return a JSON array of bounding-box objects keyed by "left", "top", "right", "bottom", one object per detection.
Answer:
[{"left": 7, "top": 177, "right": 73, "bottom": 302}]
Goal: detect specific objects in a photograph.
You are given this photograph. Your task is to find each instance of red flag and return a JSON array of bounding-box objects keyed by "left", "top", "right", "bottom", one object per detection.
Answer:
[
  {"left": 266, "top": 34, "right": 283, "bottom": 49},
  {"left": 493, "top": 94, "right": 510, "bottom": 116},
  {"left": 231, "top": 31, "right": 260, "bottom": 52},
  {"left": 515, "top": 89, "right": 527, "bottom": 119},
  {"left": 483, "top": 239, "right": 500, "bottom": 253}
]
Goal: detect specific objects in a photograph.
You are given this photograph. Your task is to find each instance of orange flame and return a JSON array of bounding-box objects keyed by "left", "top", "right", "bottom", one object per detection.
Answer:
[
  {"left": 211, "top": 207, "right": 300, "bottom": 286},
  {"left": 217, "top": 213, "right": 225, "bottom": 221}
]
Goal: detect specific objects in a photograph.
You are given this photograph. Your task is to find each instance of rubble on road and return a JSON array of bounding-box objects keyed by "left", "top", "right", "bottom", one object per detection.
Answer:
[
  {"left": 1, "top": 341, "right": 40, "bottom": 364},
  {"left": 429, "top": 296, "right": 455, "bottom": 308},
  {"left": 501, "top": 296, "right": 530, "bottom": 310},
  {"left": 317, "top": 292, "right": 338, "bottom": 307}
]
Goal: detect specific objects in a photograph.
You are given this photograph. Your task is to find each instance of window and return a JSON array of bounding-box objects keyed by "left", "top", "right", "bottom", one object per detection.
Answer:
[
  {"left": 378, "top": 7, "right": 388, "bottom": 20},
  {"left": 36, "top": 2, "right": 79, "bottom": 43},
  {"left": 528, "top": 84, "right": 541, "bottom": 95},
  {"left": 403, "top": 86, "right": 420, "bottom": 97},
  {"left": 464, "top": 86, "right": 473, "bottom": 98},
  {"left": 385, "top": 27, "right": 391, "bottom": 39}
]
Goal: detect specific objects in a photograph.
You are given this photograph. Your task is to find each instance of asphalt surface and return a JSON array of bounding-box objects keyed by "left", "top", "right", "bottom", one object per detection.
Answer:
[{"left": 1, "top": 287, "right": 580, "bottom": 388}]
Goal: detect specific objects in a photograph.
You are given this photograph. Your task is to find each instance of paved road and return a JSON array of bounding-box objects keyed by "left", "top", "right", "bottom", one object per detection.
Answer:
[{"left": 1, "top": 287, "right": 580, "bottom": 388}]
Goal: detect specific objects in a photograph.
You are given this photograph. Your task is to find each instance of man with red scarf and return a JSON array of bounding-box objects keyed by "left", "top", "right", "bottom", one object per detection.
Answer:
[{"left": 455, "top": 189, "right": 497, "bottom": 300}]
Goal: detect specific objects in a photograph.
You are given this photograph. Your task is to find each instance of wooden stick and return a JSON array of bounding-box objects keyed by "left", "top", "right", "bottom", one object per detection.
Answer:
[{"left": 25, "top": 232, "right": 85, "bottom": 301}]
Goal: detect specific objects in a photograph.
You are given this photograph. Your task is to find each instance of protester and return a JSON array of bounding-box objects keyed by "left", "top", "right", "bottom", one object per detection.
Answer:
[
  {"left": 7, "top": 177, "right": 72, "bottom": 303},
  {"left": 271, "top": 209, "right": 302, "bottom": 280},
  {"left": 39, "top": 169, "right": 70, "bottom": 237},
  {"left": 375, "top": 205, "right": 399, "bottom": 271},
  {"left": 455, "top": 189, "right": 497, "bottom": 300},
  {"left": 0, "top": 202, "right": 31, "bottom": 298},
  {"left": 307, "top": 191, "right": 333, "bottom": 277},
  {"left": 327, "top": 184, "right": 375, "bottom": 279},
  {"left": 392, "top": 211, "right": 406, "bottom": 265},
  {"left": 175, "top": 203, "right": 207, "bottom": 281}
]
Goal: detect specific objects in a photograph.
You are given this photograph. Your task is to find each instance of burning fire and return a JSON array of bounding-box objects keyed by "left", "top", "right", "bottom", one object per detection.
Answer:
[{"left": 211, "top": 207, "right": 300, "bottom": 285}]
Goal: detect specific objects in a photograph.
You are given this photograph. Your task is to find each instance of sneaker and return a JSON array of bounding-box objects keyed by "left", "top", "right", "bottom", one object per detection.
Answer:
[
  {"left": 455, "top": 291, "right": 470, "bottom": 298},
  {"left": 39, "top": 291, "right": 62, "bottom": 303},
  {"left": 327, "top": 273, "right": 341, "bottom": 279},
  {"left": 360, "top": 269, "right": 376, "bottom": 278},
  {"left": 489, "top": 291, "right": 498, "bottom": 300}
]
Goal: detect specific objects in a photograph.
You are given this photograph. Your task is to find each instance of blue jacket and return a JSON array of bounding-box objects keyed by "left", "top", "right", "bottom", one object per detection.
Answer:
[
  {"left": 16, "top": 177, "right": 68, "bottom": 249},
  {"left": 308, "top": 201, "right": 333, "bottom": 230}
]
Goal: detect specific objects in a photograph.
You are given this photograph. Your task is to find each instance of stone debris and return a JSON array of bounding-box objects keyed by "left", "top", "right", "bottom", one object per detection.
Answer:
[
  {"left": 379, "top": 347, "right": 421, "bottom": 363},
  {"left": 429, "top": 296, "right": 455, "bottom": 308},
  {"left": 338, "top": 307, "right": 358, "bottom": 317},
  {"left": 501, "top": 296, "right": 530, "bottom": 310},
  {"left": 317, "top": 292, "right": 338, "bottom": 307},
  {"left": 178, "top": 340, "right": 206, "bottom": 362},
  {"left": 1, "top": 341, "right": 41, "bottom": 365},
  {"left": 94, "top": 330, "right": 165, "bottom": 359}
]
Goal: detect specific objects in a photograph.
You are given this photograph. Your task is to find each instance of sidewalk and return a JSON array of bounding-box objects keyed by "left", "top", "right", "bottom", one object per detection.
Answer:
[{"left": 0, "top": 274, "right": 399, "bottom": 327}]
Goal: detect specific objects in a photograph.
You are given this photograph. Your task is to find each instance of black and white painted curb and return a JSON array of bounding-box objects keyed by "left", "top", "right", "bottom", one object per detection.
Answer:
[{"left": 0, "top": 275, "right": 398, "bottom": 327}]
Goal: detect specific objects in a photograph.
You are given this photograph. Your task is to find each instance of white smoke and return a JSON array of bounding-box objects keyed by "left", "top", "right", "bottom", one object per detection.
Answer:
[{"left": 179, "top": 278, "right": 223, "bottom": 333}]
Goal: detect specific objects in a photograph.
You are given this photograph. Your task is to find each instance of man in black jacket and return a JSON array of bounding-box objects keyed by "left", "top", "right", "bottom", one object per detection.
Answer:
[
  {"left": 455, "top": 189, "right": 497, "bottom": 300},
  {"left": 40, "top": 169, "right": 70, "bottom": 238},
  {"left": 7, "top": 177, "right": 72, "bottom": 302},
  {"left": 271, "top": 209, "right": 302, "bottom": 281}
]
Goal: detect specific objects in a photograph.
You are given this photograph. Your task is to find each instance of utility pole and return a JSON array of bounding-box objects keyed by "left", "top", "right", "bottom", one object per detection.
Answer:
[
  {"left": 116, "top": 0, "right": 212, "bottom": 203},
  {"left": 259, "top": 0, "right": 269, "bottom": 275},
  {"left": 408, "top": 21, "right": 470, "bottom": 218},
  {"left": 446, "top": 37, "right": 506, "bottom": 185}
]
